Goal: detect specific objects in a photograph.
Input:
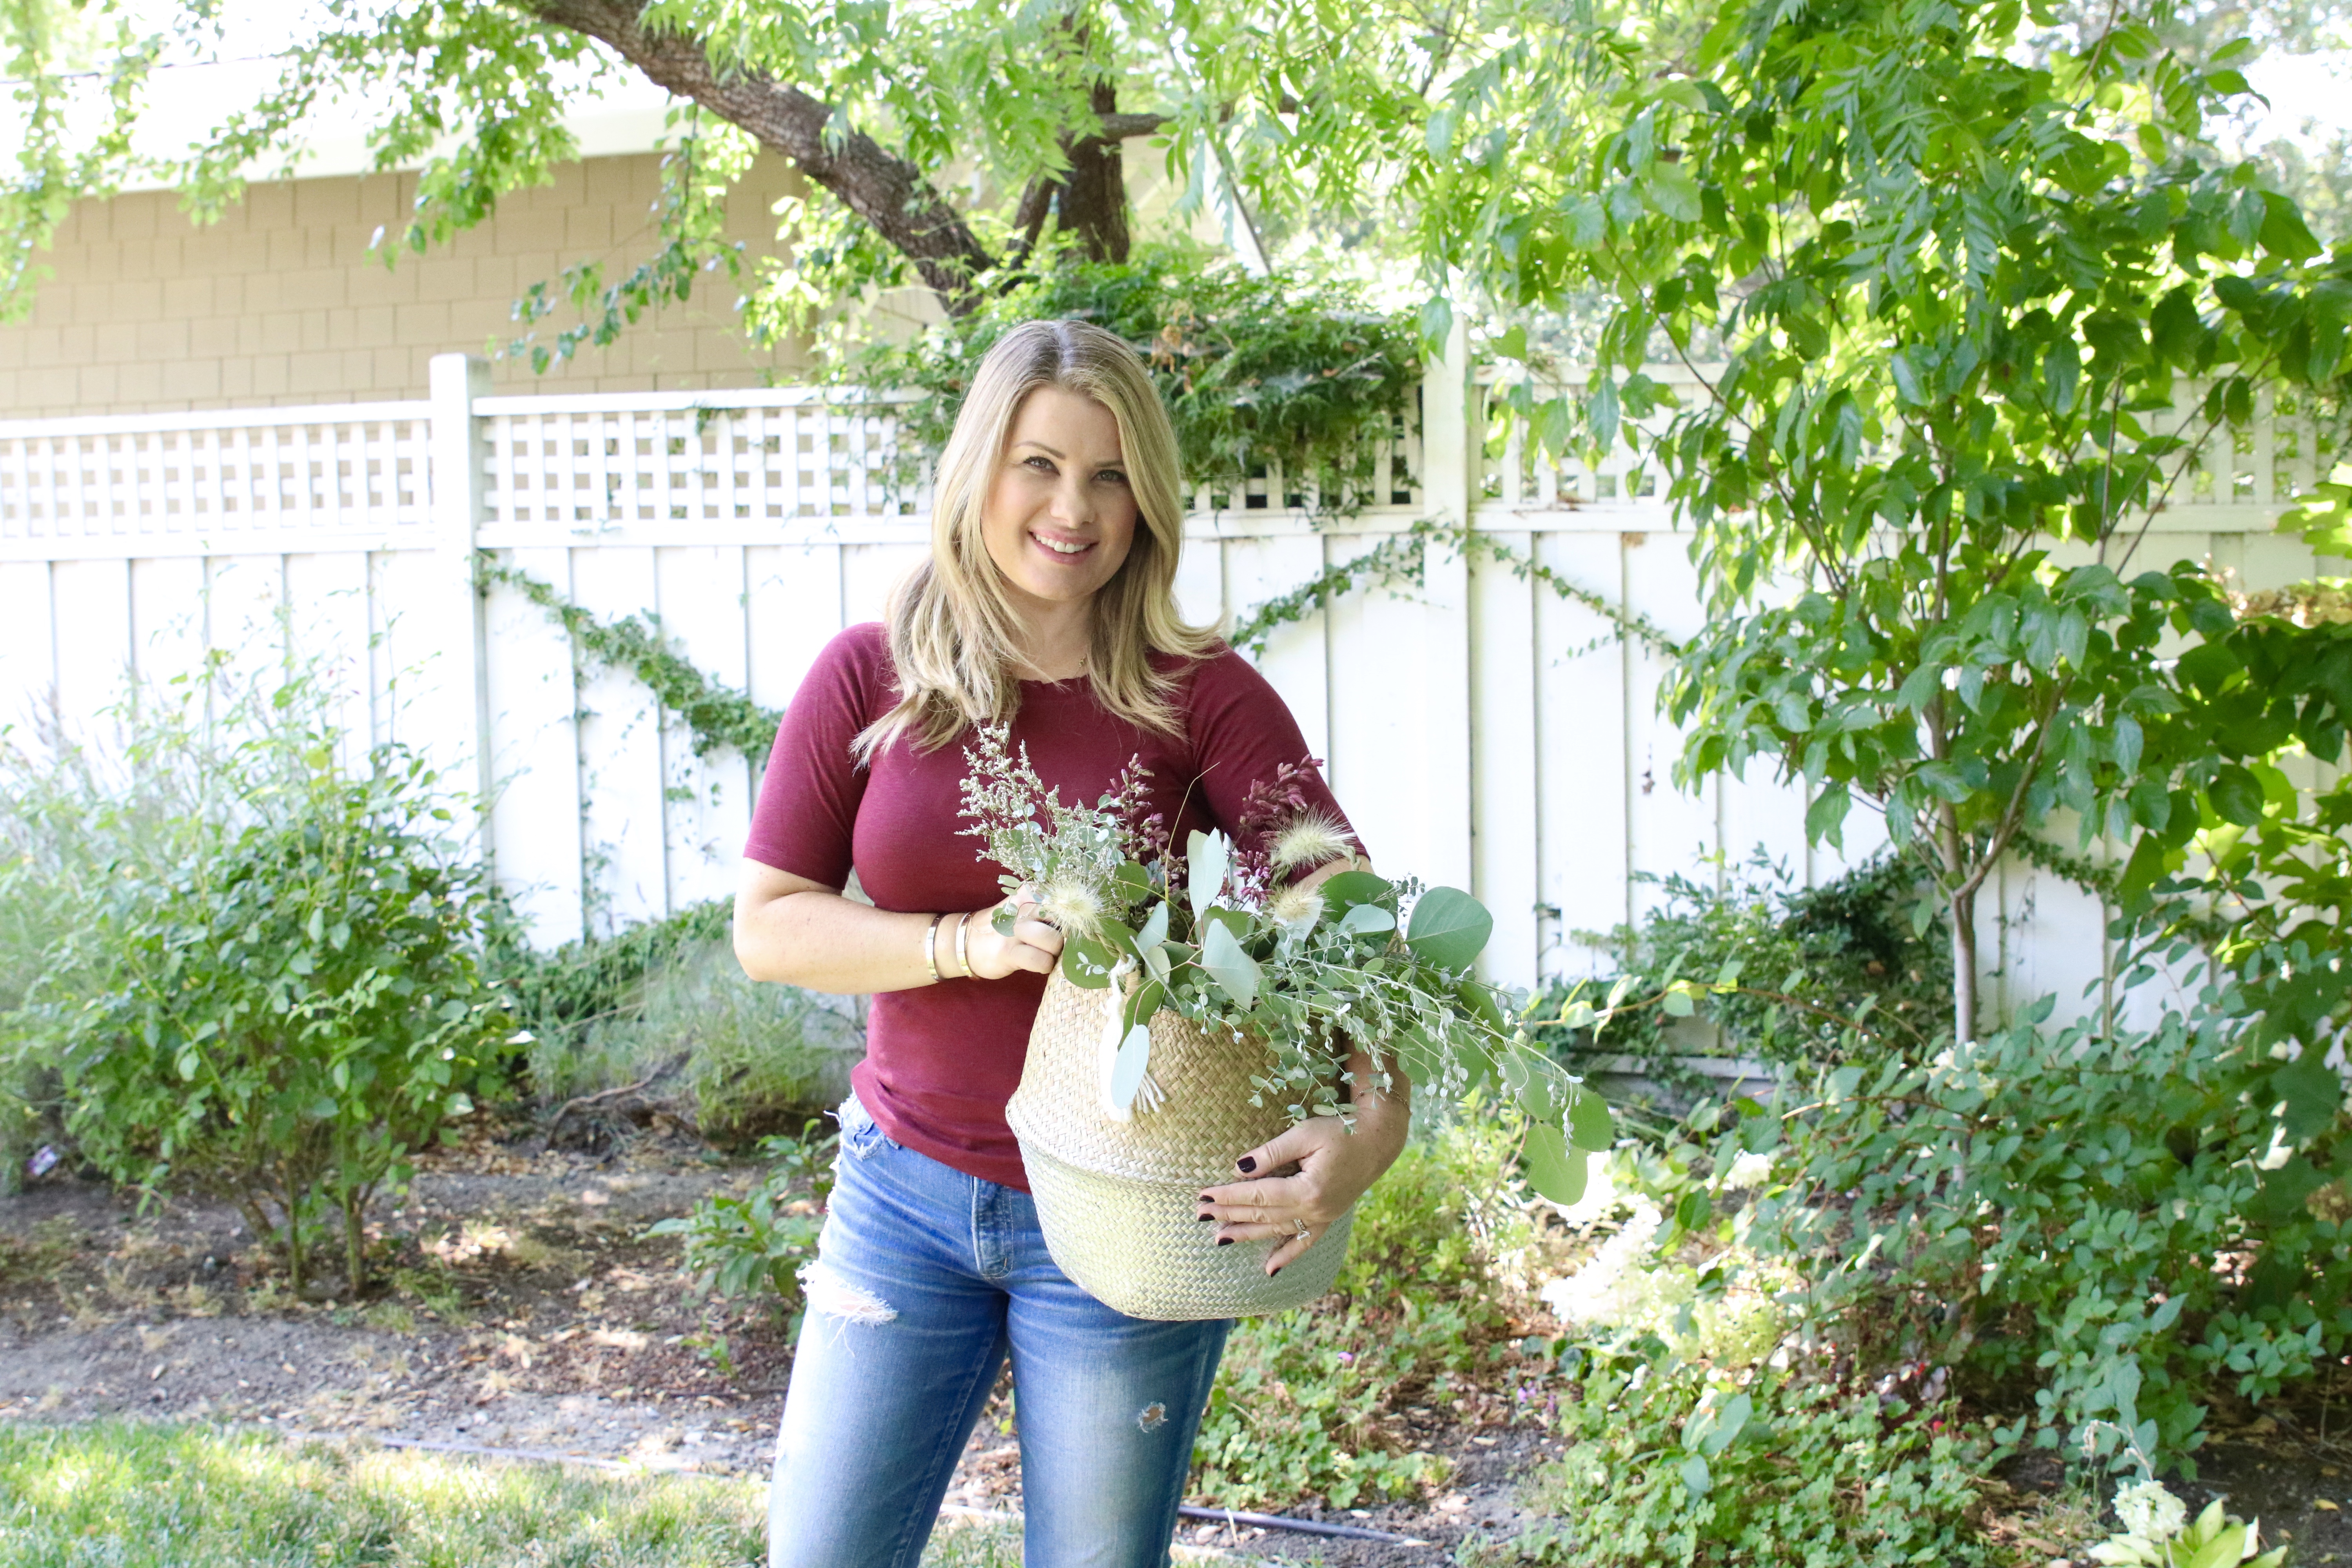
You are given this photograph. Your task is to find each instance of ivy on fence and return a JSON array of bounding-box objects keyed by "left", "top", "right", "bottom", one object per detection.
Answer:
[
  {"left": 474, "top": 559, "right": 782, "bottom": 759},
  {"left": 1229, "top": 519, "right": 1684, "bottom": 661},
  {"left": 483, "top": 527, "right": 1674, "bottom": 762}
]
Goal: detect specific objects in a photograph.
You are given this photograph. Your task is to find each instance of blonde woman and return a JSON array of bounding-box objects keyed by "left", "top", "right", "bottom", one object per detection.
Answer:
[{"left": 735, "top": 319, "right": 1408, "bottom": 1567}]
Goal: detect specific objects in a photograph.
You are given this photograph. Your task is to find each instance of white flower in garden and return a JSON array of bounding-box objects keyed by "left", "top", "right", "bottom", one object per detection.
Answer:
[
  {"left": 1268, "top": 812, "right": 1356, "bottom": 874},
  {"left": 1540, "top": 1203, "right": 1662, "bottom": 1327},
  {"left": 2113, "top": 1480, "right": 2188, "bottom": 1543},
  {"left": 1720, "top": 1151, "right": 1775, "bottom": 1191}
]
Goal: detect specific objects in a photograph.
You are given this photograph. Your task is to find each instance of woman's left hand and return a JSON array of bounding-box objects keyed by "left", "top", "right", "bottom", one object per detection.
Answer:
[{"left": 1195, "top": 1053, "right": 1410, "bottom": 1275}]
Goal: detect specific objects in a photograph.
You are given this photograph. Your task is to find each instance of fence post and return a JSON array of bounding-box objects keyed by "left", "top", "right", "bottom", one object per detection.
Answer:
[
  {"left": 1419, "top": 316, "right": 1476, "bottom": 894},
  {"left": 428, "top": 352, "right": 495, "bottom": 861}
]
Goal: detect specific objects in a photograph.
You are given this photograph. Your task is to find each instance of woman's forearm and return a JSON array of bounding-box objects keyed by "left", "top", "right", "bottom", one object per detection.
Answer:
[
  {"left": 734, "top": 889, "right": 960, "bottom": 995},
  {"left": 733, "top": 860, "right": 1065, "bottom": 994}
]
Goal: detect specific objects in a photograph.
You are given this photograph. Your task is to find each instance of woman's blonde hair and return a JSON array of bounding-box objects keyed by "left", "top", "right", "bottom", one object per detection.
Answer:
[{"left": 856, "top": 318, "right": 1220, "bottom": 758}]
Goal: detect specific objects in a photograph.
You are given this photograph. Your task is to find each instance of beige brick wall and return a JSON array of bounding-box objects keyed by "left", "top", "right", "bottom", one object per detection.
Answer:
[{"left": 0, "top": 152, "right": 812, "bottom": 417}]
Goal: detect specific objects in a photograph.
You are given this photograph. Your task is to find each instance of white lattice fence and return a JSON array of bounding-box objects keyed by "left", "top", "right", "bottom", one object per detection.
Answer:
[{"left": 0, "top": 349, "right": 2330, "bottom": 1020}]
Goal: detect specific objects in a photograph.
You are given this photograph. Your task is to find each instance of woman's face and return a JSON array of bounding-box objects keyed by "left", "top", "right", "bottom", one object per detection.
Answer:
[{"left": 977, "top": 385, "right": 1141, "bottom": 618}]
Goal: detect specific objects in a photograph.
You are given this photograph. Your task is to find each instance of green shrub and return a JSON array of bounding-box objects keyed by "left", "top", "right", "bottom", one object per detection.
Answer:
[
  {"left": 508, "top": 915, "right": 862, "bottom": 1145},
  {"left": 650, "top": 1118, "right": 837, "bottom": 1333},
  {"left": 1534, "top": 854, "right": 1949, "bottom": 1094},
  {"left": 36, "top": 659, "right": 509, "bottom": 1298},
  {"left": 0, "top": 703, "right": 212, "bottom": 1189},
  {"left": 1191, "top": 1111, "right": 1531, "bottom": 1509},
  {"left": 1707, "top": 1002, "right": 2352, "bottom": 1475},
  {"left": 1503, "top": 1358, "right": 1993, "bottom": 1568}
]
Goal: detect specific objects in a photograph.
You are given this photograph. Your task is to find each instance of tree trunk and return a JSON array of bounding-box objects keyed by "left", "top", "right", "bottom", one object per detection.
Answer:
[
  {"left": 1055, "top": 80, "right": 1131, "bottom": 263},
  {"left": 1938, "top": 800, "right": 1979, "bottom": 1044},
  {"left": 521, "top": 0, "right": 998, "bottom": 313},
  {"left": 1949, "top": 883, "right": 1979, "bottom": 1045}
]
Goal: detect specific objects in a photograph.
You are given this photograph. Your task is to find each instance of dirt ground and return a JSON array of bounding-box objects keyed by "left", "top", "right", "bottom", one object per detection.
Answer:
[
  {"left": 3, "top": 1123, "right": 2347, "bottom": 1566},
  {"left": 0, "top": 1123, "right": 1556, "bottom": 1561}
]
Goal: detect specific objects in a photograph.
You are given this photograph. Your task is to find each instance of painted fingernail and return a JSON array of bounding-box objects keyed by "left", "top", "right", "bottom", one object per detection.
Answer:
[
  {"left": 1270, "top": 1265, "right": 1283, "bottom": 1276},
  {"left": 1236, "top": 1156, "right": 1258, "bottom": 1174},
  {"left": 1196, "top": 1212, "right": 1214, "bottom": 1222},
  {"left": 1216, "top": 1237, "right": 1232, "bottom": 1247},
  {"left": 1197, "top": 1195, "right": 1214, "bottom": 1205}
]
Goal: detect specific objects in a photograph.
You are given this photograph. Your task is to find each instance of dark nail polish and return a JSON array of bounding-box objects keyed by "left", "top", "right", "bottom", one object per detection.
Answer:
[
  {"left": 1198, "top": 1195, "right": 1214, "bottom": 1206},
  {"left": 1236, "top": 1156, "right": 1258, "bottom": 1174},
  {"left": 1270, "top": 1265, "right": 1283, "bottom": 1275},
  {"left": 1216, "top": 1237, "right": 1232, "bottom": 1246},
  {"left": 1196, "top": 1212, "right": 1214, "bottom": 1222}
]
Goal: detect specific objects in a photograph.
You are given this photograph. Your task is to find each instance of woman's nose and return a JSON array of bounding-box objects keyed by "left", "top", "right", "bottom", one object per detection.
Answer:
[{"left": 1051, "top": 473, "right": 1092, "bottom": 526}]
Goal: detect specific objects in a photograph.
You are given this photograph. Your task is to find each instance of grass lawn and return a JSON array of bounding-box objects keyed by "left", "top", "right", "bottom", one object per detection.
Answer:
[{"left": 0, "top": 1422, "right": 1022, "bottom": 1568}]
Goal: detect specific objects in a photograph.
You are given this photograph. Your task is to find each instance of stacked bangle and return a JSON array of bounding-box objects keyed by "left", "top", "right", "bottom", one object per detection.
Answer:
[
  {"left": 923, "top": 912, "right": 946, "bottom": 982},
  {"left": 953, "top": 911, "right": 972, "bottom": 978}
]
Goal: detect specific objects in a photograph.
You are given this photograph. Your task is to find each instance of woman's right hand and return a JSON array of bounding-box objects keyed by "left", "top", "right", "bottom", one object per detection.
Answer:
[{"left": 961, "top": 890, "right": 1065, "bottom": 980}]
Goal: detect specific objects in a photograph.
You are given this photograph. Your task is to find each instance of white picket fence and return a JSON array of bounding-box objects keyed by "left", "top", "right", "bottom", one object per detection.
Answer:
[{"left": 0, "top": 342, "right": 2334, "bottom": 1024}]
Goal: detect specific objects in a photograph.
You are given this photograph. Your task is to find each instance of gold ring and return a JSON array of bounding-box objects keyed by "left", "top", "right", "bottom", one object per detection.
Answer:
[{"left": 1292, "top": 1218, "right": 1310, "bottom": 1240}]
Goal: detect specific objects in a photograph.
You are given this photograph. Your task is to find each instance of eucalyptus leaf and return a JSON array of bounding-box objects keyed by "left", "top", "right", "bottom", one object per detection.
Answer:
[
  {"left": 1060, "top": 937, "right": 1119, "bottom": 990},
  {"left": 1405, "top": 887, "right": 1492, "bottom": 973},
  {"left": 1336, "top": 902, "right": 1396, "bottom": 936},
  {"left": 1522, "top": 1120, "right": 1590, "bottom": 1206},
  {"left": 1200, "top": 918, "right": 1260, "bottom": 1009},
  {"left": 1188, "top": 829, "right": 1229, "bottom": 924},
  {"left": 1568, "top": 1087, "right": 1615, "bottom": 1153},
  {"left": 1108, "top": 1024, "right": 1153, "bottom": 1114}
]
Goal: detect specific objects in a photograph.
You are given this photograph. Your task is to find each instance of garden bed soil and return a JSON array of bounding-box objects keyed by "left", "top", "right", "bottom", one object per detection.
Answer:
[
  {"left": 0, "top": 1121, "right": 1568, "bottom": 1560},
  {"left": 5, "top": 1122, "right": 2350, "bottom": 1566}
]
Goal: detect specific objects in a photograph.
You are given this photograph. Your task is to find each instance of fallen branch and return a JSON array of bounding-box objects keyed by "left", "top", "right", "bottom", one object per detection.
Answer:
[{"left": 539, "top": 1055, "right": 690, "bottom": 1152}]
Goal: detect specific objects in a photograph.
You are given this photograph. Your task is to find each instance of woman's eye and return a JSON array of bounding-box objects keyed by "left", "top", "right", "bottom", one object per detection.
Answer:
[
  {"left": 1025, "top": 456, "right": 1056, "bottom": 472},
  {"left": 1098, "top": 470, "right": 1128, "bottom": 486}
]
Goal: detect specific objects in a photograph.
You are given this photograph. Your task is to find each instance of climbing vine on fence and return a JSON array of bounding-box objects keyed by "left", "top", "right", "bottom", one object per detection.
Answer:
[
  {"left": 1229, "top": 520, "right": 1683, "bottom": 660},
  {"left": 475, "top": 559, "right": 783, "bottom": 758},
  {"left": 485, "top": 529, "right": 1673, "bottom": 762}
]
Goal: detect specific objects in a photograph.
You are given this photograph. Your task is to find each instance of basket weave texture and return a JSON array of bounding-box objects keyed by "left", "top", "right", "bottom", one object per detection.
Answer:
[{"left": 1006, "top": 967, "right": 1354, "bottom": 1320}]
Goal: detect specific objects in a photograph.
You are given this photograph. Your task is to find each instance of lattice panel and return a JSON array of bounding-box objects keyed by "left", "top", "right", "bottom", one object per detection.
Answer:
[
  {"left": 1482, "top": 368, "right": 2347, "bottom": 521},
  {"left": 483, "top": 401, "right": 922, "bottom": 529},
  {"left": 0, "top": 410, "right": 431, "bottom": 542}
]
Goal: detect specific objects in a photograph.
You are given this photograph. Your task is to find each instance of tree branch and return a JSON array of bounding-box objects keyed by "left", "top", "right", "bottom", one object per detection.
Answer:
[{"left": 520, "top": 0, "right": 996, "bottom": 312}]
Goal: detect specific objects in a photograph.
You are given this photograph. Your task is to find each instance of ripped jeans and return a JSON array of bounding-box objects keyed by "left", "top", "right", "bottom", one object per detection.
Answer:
[{"left": 768, "top": 1092, "right": 1230, "bottom": 1568}]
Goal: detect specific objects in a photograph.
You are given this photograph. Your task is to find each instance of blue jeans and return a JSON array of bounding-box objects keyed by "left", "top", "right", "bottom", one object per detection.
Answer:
[{"left": 768, "top": 1093, "right": 1230, "bottom": 1568}]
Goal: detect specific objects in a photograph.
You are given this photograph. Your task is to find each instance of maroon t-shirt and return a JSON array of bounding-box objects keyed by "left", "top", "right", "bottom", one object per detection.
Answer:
[{"left": 743, "top": 622, "right": 1357, "bottom": 1191}]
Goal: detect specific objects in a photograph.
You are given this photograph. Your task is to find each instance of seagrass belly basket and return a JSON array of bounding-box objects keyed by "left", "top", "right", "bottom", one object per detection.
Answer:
[{"left": 1004, "top": 967, "right": 1354, "bottom": 1320}]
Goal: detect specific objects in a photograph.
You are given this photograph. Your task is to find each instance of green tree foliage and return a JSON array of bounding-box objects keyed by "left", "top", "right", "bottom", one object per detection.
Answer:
[
  {"left": 36, "top": 658, "right": 510, "bottom": 1298},
  {"left": 1348, "top": 0, "right": 2352, "bottom": 1038},
  {"left": 841, "top": 244, "right": 1422, "bottom": 516}
]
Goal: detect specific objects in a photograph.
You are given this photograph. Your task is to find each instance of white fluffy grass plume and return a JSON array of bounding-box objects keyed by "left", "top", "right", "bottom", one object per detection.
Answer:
[{"left": 1267, "top": 811, "right": 1356, "bottom": 875}]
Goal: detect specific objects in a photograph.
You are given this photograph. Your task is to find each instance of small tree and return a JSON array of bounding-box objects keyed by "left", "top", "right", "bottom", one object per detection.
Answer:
[
  {"left": 51, "top": 659, "right": 508, "bottom": 1298},
  {"left": 1388, "top": 0, "right": 2352, "bottom": 1038}
]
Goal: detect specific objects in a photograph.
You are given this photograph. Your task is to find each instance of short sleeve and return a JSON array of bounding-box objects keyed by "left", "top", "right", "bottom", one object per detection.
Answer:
[
  {"left": 1184, "top": 648, "right": 1363, "bottom": 868},
  {"left": 742, "top": 624, "right": 889, "bottom": 886}
]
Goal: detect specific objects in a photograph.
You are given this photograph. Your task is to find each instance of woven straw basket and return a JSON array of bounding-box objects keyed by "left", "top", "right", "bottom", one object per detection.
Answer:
[{"left": 1005, "top": 967, "right": 1354, "bottom": 1320}]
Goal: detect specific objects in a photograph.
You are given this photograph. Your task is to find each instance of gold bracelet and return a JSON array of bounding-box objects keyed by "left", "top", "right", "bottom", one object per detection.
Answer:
[
  {"left": 923, "top": 912, "right": 945, "bottom": 983},
  {"left": 953, "top": 910, "right": 973, "bottom": 978}
]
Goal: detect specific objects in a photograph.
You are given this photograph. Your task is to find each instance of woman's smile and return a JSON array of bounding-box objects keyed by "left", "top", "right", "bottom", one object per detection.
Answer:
[{"left": 979, "top": 384, "right": 1140, "bottom": 627}]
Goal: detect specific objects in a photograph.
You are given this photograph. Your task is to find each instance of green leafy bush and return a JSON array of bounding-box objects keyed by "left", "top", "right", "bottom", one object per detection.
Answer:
[
  {"left": 1192, "top": 1114, "right": 1532, "bottom": 1508},
  {"left": 650, "top": 1119, "right": 836, "bottom": 1334},
  {"left": 1503, "top": 1358, "right": 1992, "bottom": 1568},
  {"left": 34, "top": 660, "right": 509, "bottom": 1298},
  {"left": 1534, "top": 855, "right": 1949, "bottom": 1089},
  {"left": 1709, "top": 1003, "right": 2351, "bottom": 1474},
  {"left": 846, "top": 243, "right": 1421, "bottom": 519}
]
